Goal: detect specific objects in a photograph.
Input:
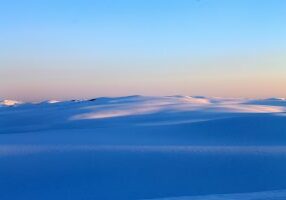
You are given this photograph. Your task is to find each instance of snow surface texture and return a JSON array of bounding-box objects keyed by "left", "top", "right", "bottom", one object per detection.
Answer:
[
  {"left": 0, "top": 95, "right": 286, "bottom": 199},
  {"left": 147, "top": 189, "right": 286, "bottom": 200}
]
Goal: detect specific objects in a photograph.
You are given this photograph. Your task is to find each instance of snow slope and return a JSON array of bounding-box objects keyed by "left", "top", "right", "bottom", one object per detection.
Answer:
[{"left": 0, "top": 96, "right": 286, "bottom": 199}]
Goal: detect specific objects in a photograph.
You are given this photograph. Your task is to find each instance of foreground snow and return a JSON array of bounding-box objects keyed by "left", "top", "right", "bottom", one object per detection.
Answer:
[
  {"left": 147, "top": 189, "right": 286, "bottom": 200},
  {"left": 0, "top": 96, "right": 286, "bottom": 199}
]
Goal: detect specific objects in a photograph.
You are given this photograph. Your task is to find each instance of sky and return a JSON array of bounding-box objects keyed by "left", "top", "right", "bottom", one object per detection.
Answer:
[{"left": 0, "top": 0, "right": 286, "bottom": 101}]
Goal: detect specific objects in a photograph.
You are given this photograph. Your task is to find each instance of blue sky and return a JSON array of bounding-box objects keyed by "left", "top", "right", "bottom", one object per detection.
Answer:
[{"left": 1, "top": 0, "right": 286, "bottom": 101}]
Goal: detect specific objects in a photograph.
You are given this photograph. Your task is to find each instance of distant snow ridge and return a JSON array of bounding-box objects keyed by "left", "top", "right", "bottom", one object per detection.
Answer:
[
  {"left": 0, "top": 100, "right": 22, "bottom": 106},
  {"left": 70, "top": 96, "right": 286, "bottom": 120},
  {"left": 180, "top": 96, "right": 211, "bottom": 104},
  {"left": 36, "top": 100, "right": 61, "bottom": 104},
  {"left": 245, "top": 97, "right": 286, "bottom": 107},
  {"left": 47, "top": 100, "right": 61, "bottom": 104},
  {"left": 265, "top": 97, "right": 285, "bottom": 101}
]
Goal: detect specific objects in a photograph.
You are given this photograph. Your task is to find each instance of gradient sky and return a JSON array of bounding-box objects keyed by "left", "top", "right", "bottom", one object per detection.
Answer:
[{"left": 1, "top": 0, "right": 286, "bottom": 101}]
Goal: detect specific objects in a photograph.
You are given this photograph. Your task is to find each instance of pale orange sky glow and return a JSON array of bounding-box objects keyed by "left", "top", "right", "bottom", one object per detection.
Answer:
[{"left": 1, "top": 1, "right": 285, "bottom": 101}]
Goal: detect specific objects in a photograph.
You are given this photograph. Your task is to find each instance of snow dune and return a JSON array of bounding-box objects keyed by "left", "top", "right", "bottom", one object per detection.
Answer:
[{"left": 0, "top": 95, "right": 286, "bottom": 199}]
